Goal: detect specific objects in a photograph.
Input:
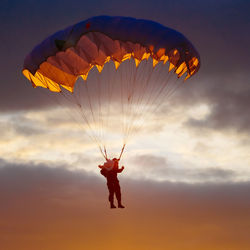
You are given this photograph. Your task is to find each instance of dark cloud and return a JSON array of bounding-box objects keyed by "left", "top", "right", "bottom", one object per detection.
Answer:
[
  {"left": 131, "top": 154, "right": 168, "bottom": 170},
  {"left": 189, "top": 98, "right": 250, "bottom": 133},
  {"left": 0, "top": 160, "right": 250, "bottom": 249},
  {"left": 193, "top": 167, "right": 235, "bottom": 180},
  {"left": 130, "top": 153, "right": 239, "bottom": 182},
  {"left": 8, "top": 114, "right": 46, "bottom": 136}
]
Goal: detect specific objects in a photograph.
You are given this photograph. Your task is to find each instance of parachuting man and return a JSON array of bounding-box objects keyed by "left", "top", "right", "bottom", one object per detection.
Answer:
[{"left": 99, "top": 158, "right": 125, "bottom": 208}]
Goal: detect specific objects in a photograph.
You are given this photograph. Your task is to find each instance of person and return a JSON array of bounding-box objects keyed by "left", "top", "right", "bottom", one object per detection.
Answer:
[{"left": 99, "top": 158, "right": 125, "bottom": 208}]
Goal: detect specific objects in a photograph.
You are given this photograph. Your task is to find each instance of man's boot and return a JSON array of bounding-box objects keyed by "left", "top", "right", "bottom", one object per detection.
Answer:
[
  {"left": 110, "top": 203, "right": 116, "bottom": 209},
  {"left": 118, "top": 202, "right": 125, "bottom": 208}
]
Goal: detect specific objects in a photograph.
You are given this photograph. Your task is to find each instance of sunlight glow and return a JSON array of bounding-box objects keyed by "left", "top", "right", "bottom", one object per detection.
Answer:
[{"left": 187, "top": 103, "right": 211, "bottom": 120}]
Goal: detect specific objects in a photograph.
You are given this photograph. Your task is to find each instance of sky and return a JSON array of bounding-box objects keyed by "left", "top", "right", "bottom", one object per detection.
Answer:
[{"left": 1, "top": 0, "right": 250, "bottom": 249}]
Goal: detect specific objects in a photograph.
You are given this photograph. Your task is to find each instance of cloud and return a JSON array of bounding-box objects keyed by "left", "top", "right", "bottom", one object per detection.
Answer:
[
  {"left": 1, "top": 106, "right": 249, "bottom": 183},
  {"left": 0, "top": 160, "right": 250, "bottom": 250},
  {"left": 131, "top": 154, "right": 168, "bottom": 170},
  {"left": 8, "top": 114, "right": 46, "bottom": 136},
  {"left": 179, "top": 73, "right": 250, "bottom": 134},
  {"left": 192, "top": 167, "right": 235, "bottom": 180},
  {"left": 129, "top": 153, "right": 239, "bottom": 182}
]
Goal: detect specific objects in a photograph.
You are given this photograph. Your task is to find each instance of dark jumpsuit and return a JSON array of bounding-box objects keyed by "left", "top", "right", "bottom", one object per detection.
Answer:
[{"left": 106, "top": 166, "right": 123, "bottom": 204}]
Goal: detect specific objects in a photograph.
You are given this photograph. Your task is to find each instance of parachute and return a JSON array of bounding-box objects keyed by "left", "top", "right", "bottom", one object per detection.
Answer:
[{"left": 22, "top": 16, "right": 200, "bottom": 159}]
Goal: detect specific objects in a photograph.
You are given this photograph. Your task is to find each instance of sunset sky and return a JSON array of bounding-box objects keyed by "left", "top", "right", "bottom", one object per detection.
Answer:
[{"left": 1, "top": 0, "right": 250, "bottom": 249}]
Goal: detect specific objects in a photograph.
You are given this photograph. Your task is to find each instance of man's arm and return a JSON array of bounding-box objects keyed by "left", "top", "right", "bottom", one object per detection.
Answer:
[{"left": 117, "top": 166, "right": 124, "bottom": 173}]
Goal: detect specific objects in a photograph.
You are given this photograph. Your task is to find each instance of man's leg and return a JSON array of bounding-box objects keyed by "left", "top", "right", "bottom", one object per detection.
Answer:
[
  {"left": 107, "top": 182, "right": 116, "bottom": 208},
  {"left": 114, "top": 181, "right": 125, "bottom": 208}
]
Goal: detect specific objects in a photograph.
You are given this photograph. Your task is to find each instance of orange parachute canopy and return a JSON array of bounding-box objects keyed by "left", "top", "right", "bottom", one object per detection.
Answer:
[
  {"left": 22, "top": 16, "right": 200, "bottom": 159},
  {"left": 23, "top": 16, "right": 200, "bottom": 93}
]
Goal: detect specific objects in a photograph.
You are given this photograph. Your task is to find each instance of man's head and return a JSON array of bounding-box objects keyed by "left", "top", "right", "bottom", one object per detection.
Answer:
[{"left": 112, "top": 158, "right": 119, "bottom": 168}]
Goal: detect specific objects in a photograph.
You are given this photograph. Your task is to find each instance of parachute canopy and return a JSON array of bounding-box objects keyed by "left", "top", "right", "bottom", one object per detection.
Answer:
[
  {"left": 23, "top": 16, "right": 200, "bottom": 93},
  {"left": 22, "top": 16, "right": 200, "bottom": 159}
]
